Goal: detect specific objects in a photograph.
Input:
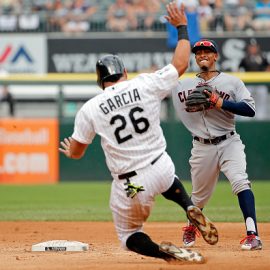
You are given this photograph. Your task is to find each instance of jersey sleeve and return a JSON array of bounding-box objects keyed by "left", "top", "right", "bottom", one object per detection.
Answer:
[
  {"left": 234, "top": 78, "right": 255, "bottom": 111},
  {"left": 137, "top": 64, "right": 179, "bottom": 99},
  {"left": 72, "top": 107, "right": 96, "bottom": 144}
]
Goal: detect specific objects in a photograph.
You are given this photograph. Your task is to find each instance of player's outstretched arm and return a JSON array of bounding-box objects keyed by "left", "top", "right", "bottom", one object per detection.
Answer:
[
  {"left": 165, "top": 1, "right": 190, "bottom": 77},
  {"left": 204, "top": 89, "right": 255, "bottom": 116},
  {"left": 59, "top": 137, "right": 88, "bottom": 159}
]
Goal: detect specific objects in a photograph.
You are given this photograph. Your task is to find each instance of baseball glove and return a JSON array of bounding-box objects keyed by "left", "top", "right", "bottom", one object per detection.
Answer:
[{"left": 185, "top": 85, "right": 216, "bottom": 112}]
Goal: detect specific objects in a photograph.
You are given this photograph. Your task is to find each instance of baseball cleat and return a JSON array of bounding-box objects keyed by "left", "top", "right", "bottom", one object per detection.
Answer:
[
  {"left": 186, "top": 205, "right": 218, "bottom": 245},
  {"left": 159, "top": 241, "right": 205, "bottom": 264},
  {"left": 182, "top": 224, "right": 200, "bottom": 247},
  {"left": 240, "top": 235, "right": 262, "bottom": 251}
]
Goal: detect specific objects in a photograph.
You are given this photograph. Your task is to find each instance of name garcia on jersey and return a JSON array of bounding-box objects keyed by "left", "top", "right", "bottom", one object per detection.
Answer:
[{"left": 99, "top": 88, "right": 141, "bottom": 115}]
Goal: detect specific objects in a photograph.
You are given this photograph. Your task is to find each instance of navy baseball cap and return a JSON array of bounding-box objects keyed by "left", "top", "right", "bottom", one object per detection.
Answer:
[{"left": 192, "top": 39, "right": 218, "bottom": 54}]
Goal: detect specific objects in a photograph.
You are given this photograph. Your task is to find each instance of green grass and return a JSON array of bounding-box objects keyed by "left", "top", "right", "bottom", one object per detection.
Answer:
[
  {"left": 0, "top": 182, "right": 111, "bottom": 221},
  {"left": 0, "top": 181, "right": 269, "bottom": 222},
  {"left": 152, "top": 180, "right": 270, "bottom": 222}
]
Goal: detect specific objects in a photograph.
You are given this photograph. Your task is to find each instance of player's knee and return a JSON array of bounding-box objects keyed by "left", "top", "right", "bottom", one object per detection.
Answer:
[{"left": 231, "top": 181, "right": 251, "bottom": 195}]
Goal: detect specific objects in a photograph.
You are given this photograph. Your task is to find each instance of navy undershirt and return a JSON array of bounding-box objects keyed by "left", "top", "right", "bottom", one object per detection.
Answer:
[{"left": 221, "top": 100, "right": 255, "bottom": 117}]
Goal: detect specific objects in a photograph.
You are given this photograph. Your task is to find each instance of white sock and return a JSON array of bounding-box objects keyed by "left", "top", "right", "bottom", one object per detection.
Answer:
[{"left": 246, "top": 217, "right": 256, "bottom": 234}]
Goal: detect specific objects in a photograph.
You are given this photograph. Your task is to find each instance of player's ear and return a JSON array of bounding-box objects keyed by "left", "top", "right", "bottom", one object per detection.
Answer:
[
  {"left": 123, "top": 69, "right": 128, "bottom": 79},
  {"left": 214, "top": 53, "right": 218, "bottom": 62}
]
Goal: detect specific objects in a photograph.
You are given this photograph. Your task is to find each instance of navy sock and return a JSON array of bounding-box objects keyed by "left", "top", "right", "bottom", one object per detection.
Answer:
[{"left": 237, "top": 189, "right": 258, "bottom": 236}]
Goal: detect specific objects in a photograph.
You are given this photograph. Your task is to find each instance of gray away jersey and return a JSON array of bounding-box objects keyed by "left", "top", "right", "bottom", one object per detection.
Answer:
[
  {"left": 72, "top": 64, "right": 179, "bottom": 174},
  {"left": 172, "top": 72, "right": 255, "bottom": 138}
]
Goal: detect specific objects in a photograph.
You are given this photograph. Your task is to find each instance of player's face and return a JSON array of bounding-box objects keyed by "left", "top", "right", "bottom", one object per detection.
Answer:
[{"left": 195, "top": 49, "right": 217, "bottom": 71}]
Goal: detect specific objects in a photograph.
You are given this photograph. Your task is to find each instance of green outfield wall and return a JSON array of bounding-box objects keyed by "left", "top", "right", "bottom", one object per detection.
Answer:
[{"left": 60, "top": 120, "right": 270, "bottom": 181}]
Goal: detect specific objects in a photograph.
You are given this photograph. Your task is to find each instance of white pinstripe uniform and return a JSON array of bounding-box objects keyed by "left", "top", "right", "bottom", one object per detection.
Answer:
[
  {"left": 72, "top": 64, "right": 180, "bottom": 247},
  {"left": 172, "top": 72, "right": 255, "bottom": 208}
]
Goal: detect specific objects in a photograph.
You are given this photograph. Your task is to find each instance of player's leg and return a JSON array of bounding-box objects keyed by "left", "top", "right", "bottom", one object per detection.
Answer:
[
  {"left": 189, "top": 142, "right": 220, "bottom": 208},
  {"left": 161, "top": 176, "right": 199, "bottom": 247},
  {"left": 110, "top": 178, "right": 156, "bottom": 255},
  {"left": 126, "top": 231, "right": 168, "bottom": 259},
  {"left": 110, "top": 153, "right": 205, "bottom": 263},
  {"left": 126, "top": 232, "right": 204, "bottom": 263},
  {"left": 111, "top": 185, "right": 203, "bottom": 263},
  {"left": 181, "top": 141, "right": 220, "bottom": 247},
  {"left": 237, "top": 190, "right": 262, "bottom": 250},
  {"left": 161, "top": 176, "right": 192, "bottom": 211},
  {"left": 219, "top": 134, "right": 262, "bottom": 250},
  {"left": 161, "top": 176, "right": 218, "bottom": 245},
  {"left": 126, "top": 232, "right": 205, "bottom": 263}
]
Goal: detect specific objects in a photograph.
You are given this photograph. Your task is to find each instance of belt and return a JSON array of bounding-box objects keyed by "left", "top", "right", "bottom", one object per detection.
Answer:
[
  {"left": 193, "top": 131, "right": 234, "bottom": 145},
  {"left": 118, "top": 152, "right": 163, "bottom": 180}
]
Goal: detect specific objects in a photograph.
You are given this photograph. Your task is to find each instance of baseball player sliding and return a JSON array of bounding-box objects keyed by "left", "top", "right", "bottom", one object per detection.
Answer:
[
  {"left": 172, "top": 39, "right": 262, "bottom": 250},
  {"left": 59, "top": 2, "right": 218, "bottom": 264}
]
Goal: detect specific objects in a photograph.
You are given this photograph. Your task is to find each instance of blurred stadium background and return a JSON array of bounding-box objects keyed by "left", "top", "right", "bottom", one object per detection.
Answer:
[{"left": 0, "top": 0, "right": 270, "bottom": 185}]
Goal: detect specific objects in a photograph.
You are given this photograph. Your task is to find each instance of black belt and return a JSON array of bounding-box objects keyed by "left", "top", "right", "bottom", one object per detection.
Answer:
[
  {"left": 194, "top": 131, "right": 234, "bottom": 145},
  {"left": 118, "top": 153, "right": 163, "bottom": 180}
]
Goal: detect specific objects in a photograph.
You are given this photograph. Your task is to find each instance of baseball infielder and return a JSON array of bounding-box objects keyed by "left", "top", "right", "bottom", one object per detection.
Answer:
[
  {"left": 172, "top": 39, "right": 262, "bottom": 250},
  {"left": 59, "top": 2, "right": 218, "bottom": 264}
]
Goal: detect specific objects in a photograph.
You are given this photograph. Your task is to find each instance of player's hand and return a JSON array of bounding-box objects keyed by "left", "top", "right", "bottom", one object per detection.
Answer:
[
  {"left": 204, "top": 90, "right": 223, "bottom": 109},
  {"left": 59, "top": 137, "right": 73, "bottom": 158},
  {"left": 164, "top": 1, "right": 187, "bottom": 27}
]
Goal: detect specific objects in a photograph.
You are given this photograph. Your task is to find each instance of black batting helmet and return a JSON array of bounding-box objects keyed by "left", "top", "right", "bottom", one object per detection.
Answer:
[{"left": 96, "top": 54, "right": 125, "bottom": 89}]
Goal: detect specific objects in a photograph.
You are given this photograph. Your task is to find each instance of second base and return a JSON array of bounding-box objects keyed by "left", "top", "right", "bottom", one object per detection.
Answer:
[{"left": 32, "top": 240, "right": 89, "bottom": 252}]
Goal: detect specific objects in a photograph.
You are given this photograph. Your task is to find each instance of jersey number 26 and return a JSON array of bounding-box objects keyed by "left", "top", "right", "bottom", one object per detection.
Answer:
[{"left": 110, "top": 106, "right": 150, "bottom": 144}]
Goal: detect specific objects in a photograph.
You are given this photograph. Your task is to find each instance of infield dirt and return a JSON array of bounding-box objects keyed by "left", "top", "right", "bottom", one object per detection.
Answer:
[{"left": 0, "top": 222, "right": 269, "bottom": 270}]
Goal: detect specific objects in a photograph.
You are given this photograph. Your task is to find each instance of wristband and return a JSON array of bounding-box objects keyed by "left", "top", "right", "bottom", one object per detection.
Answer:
[
  {"left": 215, "top": 97, "right": 223, "bottom": 109},
  {"left": 177, "top": 25, "right": 189, "bottom": 41}
]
